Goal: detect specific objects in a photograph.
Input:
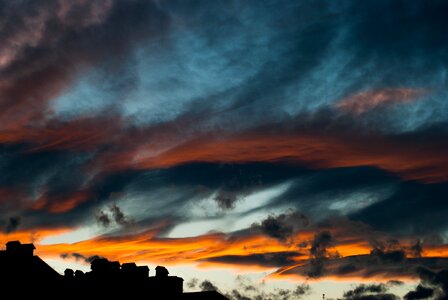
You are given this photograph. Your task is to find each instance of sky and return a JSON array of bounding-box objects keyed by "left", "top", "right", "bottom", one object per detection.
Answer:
[{"left": 1, "top": 0, "right": 448, "bottom": 299}]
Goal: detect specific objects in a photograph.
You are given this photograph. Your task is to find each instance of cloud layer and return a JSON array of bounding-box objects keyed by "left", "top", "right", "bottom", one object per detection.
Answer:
[{"left": 0, "top": 0, "right": 448, "bottom": 297}]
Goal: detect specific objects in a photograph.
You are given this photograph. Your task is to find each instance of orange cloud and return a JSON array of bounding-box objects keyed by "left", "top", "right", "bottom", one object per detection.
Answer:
[
  {"left": 37, "top": 231, "right": 306, "bottom": 267},
  {"left": 32, "top": 229, "right": 352, "bottom": 264},
  {"left": 335, "top": 88, "right": 426, "bottom": 114},
  {"left": 0, "top": 64, "right": 73, "bottom": 131},
  {"left": 0, "top": 228, "right": 70, "bottom": 247},
  {"left": 0, "top": 115, "right": 122, "bottom": 151},
  {"left": 111, "top": 130, "right": 448, "bottom": 183},
  {"left": 0, "top": 224, "right": 444, "bottom": 282},
  {"left": 33, "top": 230, "right": 448, "bottom": 281},
  {"left": 31, "top": 190, "right": 92, "bottom": 214}
]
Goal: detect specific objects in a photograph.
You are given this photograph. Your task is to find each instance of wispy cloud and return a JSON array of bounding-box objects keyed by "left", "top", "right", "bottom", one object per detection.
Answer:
[{"left": 335, "top": 88, "right": 427, "bottom": 115}]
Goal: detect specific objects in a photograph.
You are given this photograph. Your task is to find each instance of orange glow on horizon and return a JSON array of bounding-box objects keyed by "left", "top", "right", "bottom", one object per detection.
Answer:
[{"left": 0, "top": 228, "right": 434, "bottom": 282}]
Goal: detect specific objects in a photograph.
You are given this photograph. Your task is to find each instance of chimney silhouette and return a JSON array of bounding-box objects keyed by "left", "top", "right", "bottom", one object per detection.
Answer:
[
  {"left": 155, "top": 265, "right": 169, "bottom": 277},
  {"left": 6, "top": 241, "right": 35, "bottom": 257}
]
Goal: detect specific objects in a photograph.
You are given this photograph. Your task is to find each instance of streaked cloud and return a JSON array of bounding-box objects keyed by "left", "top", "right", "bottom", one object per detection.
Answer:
[
  {"left": 0, "top": 0, "right": 448, "bottom": 296},
  {"left": 335, "top": 88, "right": 427, "bottom": 115}
]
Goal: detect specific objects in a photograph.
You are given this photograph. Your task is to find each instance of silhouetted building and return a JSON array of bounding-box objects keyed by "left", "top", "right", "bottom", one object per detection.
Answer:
[
  {"left": 149, "top": 265, "right": 184, "bottom": 295},
  {"left": 0, "top": 241, "right": 228, "bottom": 299},
  {"left": 6, "top": 240, "right": 35, "bottom": 256},
  {"left": 0, "top": 240, "right": 61, "bottom": 280},
  {"left": 121, "top": 262, "right": 150, "bottom": 279}
]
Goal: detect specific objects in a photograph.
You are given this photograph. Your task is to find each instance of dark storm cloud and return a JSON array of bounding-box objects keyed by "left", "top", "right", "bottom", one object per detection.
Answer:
[
  {"left": 251, "top": 210, "right": 309, "bottom": 242},
  {"left": 251, "top": 153, "right": 448, "bottom": 235},
  {"left": 204, "top": 251, "right": 302, "bottom": 268},
  {"left": 342, "top": 284, "right": 399, "bottom": 300},
  {"left": 0, "top": 144, "right": 100, "bottom": 229},
  {"left": 145, "top": 161, "right": 444, "bottom": 236},
  {"left": 307, "top": 231, "right": 333, "bottom": 278},
  {"left": 404, "top": 268, "right": 448, "bottom": 300},
  {"left": 280, "top": 254, "right": 448, "bottom": 280},
  {"left": 0, "top": 145, "right": 89, "bottom": 192},
  {"left": 343, "top": 284, "right": 387, "bottom": 297},
  {"left": 343, "top": 283, "right": 420, "bottom": 300},
  {"left": 404, "top": 284, "right": 434, "bottom": 300},
  {"left": 267, "top": 165, "right": 398, "bottom": 212},
  {"left": 350, "top": 181, "right": 448, "bottom": 235}
]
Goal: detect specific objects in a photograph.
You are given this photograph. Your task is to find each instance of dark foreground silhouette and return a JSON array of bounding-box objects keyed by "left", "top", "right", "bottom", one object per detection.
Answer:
[{"left": 0, "top": 241, "right": 228, "bottom": 299}]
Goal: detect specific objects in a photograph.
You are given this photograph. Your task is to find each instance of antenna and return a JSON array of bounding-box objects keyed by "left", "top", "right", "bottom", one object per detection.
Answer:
[{"left": 323, "top": 293, "right": 325, "bottom": 300}]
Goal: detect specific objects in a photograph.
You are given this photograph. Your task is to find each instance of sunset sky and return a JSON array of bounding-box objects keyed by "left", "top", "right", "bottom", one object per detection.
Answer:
[{"left": 1, "top": 1, "right": 448, "bottom": 299}]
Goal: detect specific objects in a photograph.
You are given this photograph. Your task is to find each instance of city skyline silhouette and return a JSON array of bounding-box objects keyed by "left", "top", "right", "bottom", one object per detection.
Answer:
[{"left": 0, "top": 240, "right": 228, "bottom": 299}]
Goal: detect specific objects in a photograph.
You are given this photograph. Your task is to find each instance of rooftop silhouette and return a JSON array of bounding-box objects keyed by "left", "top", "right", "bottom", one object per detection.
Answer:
[{"left": 0, "top": 241, "right": 228, "bottom": 299}]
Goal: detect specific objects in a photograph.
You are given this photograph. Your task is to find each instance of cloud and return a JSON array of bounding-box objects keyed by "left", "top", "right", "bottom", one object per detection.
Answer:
[
  {"left": 214, "top": 190, "right": 240, "bottom": 210},
  {"left": 110, "top": 204, "right": 134, "bottom": 227},
  {"left": 96, "top": 210, "right": 111, "bottom": 228},
  {"left": 186, "top": 278, "right": 198, "bottom": 289},
  {"left": 117, "top": 119, "right": 448, "bottom": 183},
  {"left": 279, "top": 254, "right": 448, "bottom": 280},
  {"left": 386, "top": 280, "right": 404, "bottom": 287},
  {"left": 404, "top": 268, "right": 448, "bottom": 300},
  {"left": 204, "top": 251, "right": 302, "bottom": 268},
  {"left": 350, "top": 182, "right": 448, "bottom": 234},
  {"left": 0, "top": 1, "right": 448, "bottom": 293},
  {"left": 9, "top": 210, "right": 446, "bottom": 285},
  {"left": 225, "top": 276, "right": 310, "bottom": 300},
  {"left": 0, "top": 0, "right": 170, "bottom": 140},
  {"left": 342, "top": 284, "right": 399, "bottom": 300},
  {"left": 343, "top": 284, "right": 387, "bottom": 297},
  {"left": 199, "top": 280, "right": 219, "bottom": 292},
  {"left": 251, "top": 210, "right": 309, "bottom": 242},
  {"left": 307, "top": 231, "right": 334, "bottom": 278},
  {"left": 335, "top": 88, "right": 427, "bottom": 115},
  {"left": 60, "top": 252, "right": 103, "bottom": 264},
  {"left": 404, "top": 284, "right": 434, "bottom": 300},
  {"left": 294, "top": 284, "right": 312, "bottom": 298},
  {"left": 95, "top": 204, "right": 134, "bottom": 228},
  {"left": 2, "top": 216, "right": 20, "bottom": 233},
  {"left": 32, "top": 191, "right": 91, "bottom": 214},
  {"left": 410, "top": 241, "right": 424, "bottom": 258},
  {"left": 193, "top": 276, "right": 310, "bottom": 300}
]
